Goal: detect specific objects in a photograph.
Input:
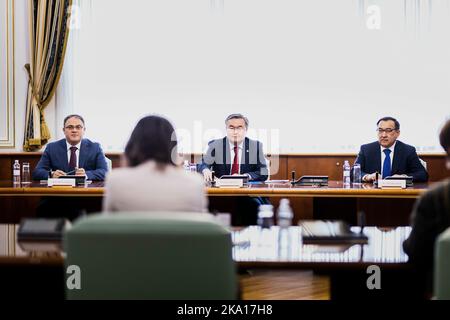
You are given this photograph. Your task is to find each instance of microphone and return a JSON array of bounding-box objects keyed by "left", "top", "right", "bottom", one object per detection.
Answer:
[
  {"left": 357, "top": 211, "right": 366, "bottom": 235},
  {"left": 211, "top": 170, "right": 216, "bottom": 187}
]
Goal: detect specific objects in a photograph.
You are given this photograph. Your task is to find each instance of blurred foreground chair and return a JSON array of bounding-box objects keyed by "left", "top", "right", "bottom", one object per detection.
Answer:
[
  {"left": 434, "top": 227, "right": 450, "bottom": 300},
  {"left": 64, "top": 212, "right": 237, "bottom": 299}
]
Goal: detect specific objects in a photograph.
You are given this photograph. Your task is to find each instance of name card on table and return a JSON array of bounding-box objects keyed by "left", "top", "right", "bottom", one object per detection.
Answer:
[
  {"left": 47, "top": 178, "right": 76, "bottom": 187},
  {"left": 216, "top": 178, "right": 244, "bottom": 188},
  {"left": 215, "top": 175, "right": 250, "bottom": 188},
  {"left": 378, "top": 179, "right": 406, "bottom": 189}
]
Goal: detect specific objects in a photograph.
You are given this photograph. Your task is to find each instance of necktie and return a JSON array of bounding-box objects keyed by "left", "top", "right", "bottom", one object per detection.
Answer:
[
  {"left": 231, "top": 144, "right": 239, "bottom": 175},
  {"left": 382, "top": 149, "right": 392, "bottom": 178},
  {"left": 69, "top": 146, "right": 78, "bottom": 172}
]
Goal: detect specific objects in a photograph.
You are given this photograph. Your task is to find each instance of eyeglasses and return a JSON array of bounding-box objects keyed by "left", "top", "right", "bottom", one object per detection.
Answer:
[
  {"left": 227, "top": 126, "right": 245, "bottom": 132},
  {"left": 377, "top": 128, "right": 397, "bottom": 134},
  {"left": 65, "top": 125, "right": 84, "bottom": 131}
]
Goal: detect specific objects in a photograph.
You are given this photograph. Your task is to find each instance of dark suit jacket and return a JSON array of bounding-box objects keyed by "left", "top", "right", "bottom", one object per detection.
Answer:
[
  {"left": 198, "top": 137, "right": 269, "bottom": 181},
  {"left": 403, "top": 179, "right": 450, "bottom": 294},
  {"left": 354, "top": 140, "right": 428, "bottom": 182},
  {"left": 32, "top": 138, "right": 108, "bottom": 181}
]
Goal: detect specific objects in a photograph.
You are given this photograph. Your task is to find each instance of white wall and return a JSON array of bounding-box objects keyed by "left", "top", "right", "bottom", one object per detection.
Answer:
[{"left": 70, "top": 0, "right": 450, "bottom": 154}]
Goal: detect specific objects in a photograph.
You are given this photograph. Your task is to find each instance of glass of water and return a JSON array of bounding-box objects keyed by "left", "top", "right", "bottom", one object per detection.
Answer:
[
  {"left": 353, "top": 163, "right": 361, "bottom": 185},
  {"left": 22, "top": 162, "right": 31, "bottom": 185}
]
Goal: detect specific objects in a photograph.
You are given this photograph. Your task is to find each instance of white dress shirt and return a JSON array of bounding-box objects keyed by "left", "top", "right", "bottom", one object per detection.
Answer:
[
  {"left": 66, "top": 141, "right": 81, "bottom": 169},
  {"left": 380, "top": 141, "right": 396, "bottom": 177}
]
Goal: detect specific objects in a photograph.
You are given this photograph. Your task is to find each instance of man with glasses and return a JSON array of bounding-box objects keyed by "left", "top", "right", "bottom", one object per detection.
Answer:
[
  {"left": 199, "top": 114, "right": 269, "bottom": 225},
  {"left": 354, "top": 116, "right": 428, "bottom": 182},
  {"left": 199, "top": 113, "right": 268, "bottom": 182},
  {"left": 33, "top": 114, "right": 108, "bottom": 181}
]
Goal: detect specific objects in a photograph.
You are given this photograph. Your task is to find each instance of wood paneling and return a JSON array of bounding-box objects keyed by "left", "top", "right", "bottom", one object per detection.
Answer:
[
  {"left": 0, "top": 158, "right": 11, "bottom": 180},
  {"left": 422, "top": 156, "right": 447, "bottom": 182},
  {"left": 0, "top": 154, "right": 44, "bottom": 180},
  {"left": 312, "top": 197, "right": 417, "bottom": 226},
  {"left": 358, "top": 198, "right": 416, "bottom": 226},
  {"left": 0, "top": 153, "right": 446, "bottom": 181},
  {"left": 267, "top": 155, "right": 288, "bottom": 180},
  {"left": 288, "top": 156, "right": 348, "bottom": 181},
  {"left": 287, "top": 155, "right": 446, "bottom": 181},
  {"left": 0, "top": 198, "right": 41, "bottom": 224}
]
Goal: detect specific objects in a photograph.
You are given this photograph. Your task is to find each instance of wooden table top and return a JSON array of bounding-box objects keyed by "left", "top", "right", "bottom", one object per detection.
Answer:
[
  {"left": 0, "top": 224, "right": 411, "bottom": 269},
  {"left": 0, "top": 180, "right": 429, "bottom": 198}
]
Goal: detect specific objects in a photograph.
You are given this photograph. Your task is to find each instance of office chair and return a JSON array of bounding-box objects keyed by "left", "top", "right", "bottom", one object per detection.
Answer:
[
  {"left": 64, "top": 212, "right": 237, "bottom": 300},
  {"left": 264, "top": 156, "right": 271, "bottom": 180},
  {"left": 104, "top": 156, "right": 112, "bottom": 171},
  {"left": 434, "top": 227, "right": 450, "bottom": 300},
  {"left": 419, "top": 158, "right": 427, "bottom": 171}
]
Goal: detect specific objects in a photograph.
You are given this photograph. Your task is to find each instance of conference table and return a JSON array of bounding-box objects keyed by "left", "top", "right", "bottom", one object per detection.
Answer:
[
  {"left": 0, "top": 180, "right": 428, "bottom": 197},
  {"left": 0, "top": 180, "right": 429, "bottom": 226},
  {"left": 0, "top": 224, "right": 414, "bottom": 299}
]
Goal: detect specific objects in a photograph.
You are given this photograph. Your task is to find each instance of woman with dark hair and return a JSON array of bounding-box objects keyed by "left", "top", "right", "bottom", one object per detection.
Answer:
[
  {"left": 103, "top": 115, "right": 208, "bottom": 213},
  {"left": 403, "top": 119, "right": 450, "bottom": 298}
]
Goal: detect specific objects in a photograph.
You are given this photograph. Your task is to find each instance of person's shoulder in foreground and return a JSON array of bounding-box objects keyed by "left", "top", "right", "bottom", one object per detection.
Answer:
[
  {"left": 402, "top": 118, "right": 450, "bottom": 297},
  {"left": 103, "top": 115, "right": 208, "bottom": 213}
]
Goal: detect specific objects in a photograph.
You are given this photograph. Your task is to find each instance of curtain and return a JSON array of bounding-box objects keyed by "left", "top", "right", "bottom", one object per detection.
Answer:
[{"left": 23, "top": 0, "right": 72, "bottom": 151}]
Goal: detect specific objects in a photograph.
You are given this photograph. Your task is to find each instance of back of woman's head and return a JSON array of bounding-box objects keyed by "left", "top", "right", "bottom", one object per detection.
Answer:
[
  {"left": 440, "top": 119, "right": 450, "bottom": 157},
  {"left": 125, "top": 115, "right": 178, "bottom": 167}
]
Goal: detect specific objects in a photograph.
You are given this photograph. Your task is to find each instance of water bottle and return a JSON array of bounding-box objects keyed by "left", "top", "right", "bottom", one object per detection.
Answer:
[
  {"left": 343, "top": 160, "right": 351, "bottom": 188},
  {"left": 189, "top": 163, "right": 197, "bottom": 173},
  {"left": 277, "top": 198, "right": 293, "bottom": 228},
  {"left": 183, "top": 160, "right": 190, "bottom": 172},
  {"left": 13, "top": 160, "right": 21, "bottom": 186},
  {"left": 353, "top": 163, "right": 361, "bottom": 185},
  {"left": 257, "top": 204, "right": 274, "bottom": 229}
]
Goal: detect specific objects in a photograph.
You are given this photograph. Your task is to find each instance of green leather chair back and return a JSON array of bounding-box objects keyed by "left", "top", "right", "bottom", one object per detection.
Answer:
[
  {"left": 64, "top": 213, "right": 237, "bottom": 300},
  {"left": 434, "top": 227, "right": 450, "bottom": 300}
]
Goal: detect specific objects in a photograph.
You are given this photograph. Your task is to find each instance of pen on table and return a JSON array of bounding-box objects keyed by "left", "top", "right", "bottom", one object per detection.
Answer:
[{"left": 66, "top": 169, "right": 77, "bottom": 175}]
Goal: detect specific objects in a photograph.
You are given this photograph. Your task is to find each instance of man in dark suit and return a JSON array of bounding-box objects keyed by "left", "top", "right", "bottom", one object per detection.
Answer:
[
  {"left": 33, "top": 114, "right": 108, "bottom": 181},
  {"left": 32, "top": 114, "right": 108, "bottom": 220},
  {"left": 355, "top": 116, "right": 428, "bottom": 182},
  {"left": 199, "top": 114, "right": 269, "bottom": 181},
  {"left": 199, "top": 114, "right": 269, "bottom": 225},
  {"left": 403, "top": 119, "right": 450, "bottom": 297}
]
